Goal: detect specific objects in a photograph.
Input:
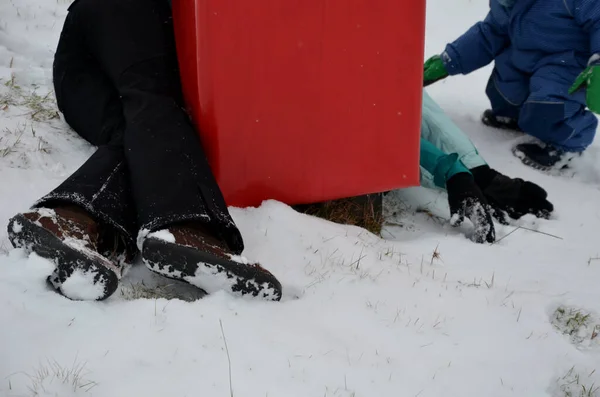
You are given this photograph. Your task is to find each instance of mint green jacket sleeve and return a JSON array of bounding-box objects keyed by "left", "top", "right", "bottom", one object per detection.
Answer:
[
  {"left": 419, "top": 90, "right": 488, "bottom": 189},
  {"left": 421, "top": 90, "right": 487, "bottom": 170}
]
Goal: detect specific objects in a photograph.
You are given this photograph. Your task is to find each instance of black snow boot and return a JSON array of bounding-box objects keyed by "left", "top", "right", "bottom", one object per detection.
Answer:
[
  {"left": 481, "top": 109, "right": 523, "bottom": 133},
  {"left": 7, "top": 206, "right": 124, "bottom": 300},
  {"left": 512, "top": 143, "right": 577, "bottom": 171},
  {"left": 142, "top": 223, "right": 282, "bottom": 301}
]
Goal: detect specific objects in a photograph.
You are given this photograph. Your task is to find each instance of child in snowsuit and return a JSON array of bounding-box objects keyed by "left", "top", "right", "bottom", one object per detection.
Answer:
[
  {"left": 423, "top": 0, "right": 600, "bottom": 170},
  {"left": 6, "top": 0, "right": 282, "bottom": 301},
  {"left": 418, "top": 90, "right": 554, "bottom": 243}
]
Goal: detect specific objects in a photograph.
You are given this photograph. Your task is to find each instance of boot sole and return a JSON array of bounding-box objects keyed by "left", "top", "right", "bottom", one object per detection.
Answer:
[
  {"left": 512, "top": 147, "right": 574, "bottom": 173},
  {"left": 482, "top": 111, "right": 523, "bottom": 134},
  {"left": 512, "top": 147, "right": 553, "bottom": 171},
  {"left": 7, "top": 214, "right": 119, "bottom": 301},
  {"left": 142, "top": 237, "right": 282, "bottom": 301}
]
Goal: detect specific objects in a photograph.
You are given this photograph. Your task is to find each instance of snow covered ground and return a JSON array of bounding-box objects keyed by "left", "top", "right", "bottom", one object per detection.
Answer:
[{"left": 1, "top": 0, "right": 600, "bottom": 396}]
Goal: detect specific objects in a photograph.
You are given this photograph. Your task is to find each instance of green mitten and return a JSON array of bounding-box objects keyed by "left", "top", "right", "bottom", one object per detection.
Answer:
[
  {"left": 423, "top": 55, "right": 449, "bottom": 87},
  {"left": 569, "top": 63, "right": 600, "bottom": 114}
]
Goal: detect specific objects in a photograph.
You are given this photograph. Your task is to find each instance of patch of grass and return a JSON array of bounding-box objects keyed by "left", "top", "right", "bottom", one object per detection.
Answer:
[
  {"left": 555, "top": 307, "right": 591, "bottom": 332},
  {"left": 552, "top": 306, "right": 600, "bottom": 347},
  {"left": 1, "top": 74, "right": 21, "bottom": 106},
  {"left": 0, "top": 125, "right": 25, "bottom": 157},
  {"left": 556, "top": 366, "right": 599, "bottom": 397},
  {"left": 1, "top": 75, "right": 59, "bottom": 122},
  {"left": 296, "top": 193, "right": 384, "bottom": 236},
  {"left": 13, "top": 359, "right": 97, "bottom": 396},
  {"left": 22, "top": 90, "right": 60, "bottom": 122},
  {"left": 1, "top": 75, "right": 21, "bottom": 110}
]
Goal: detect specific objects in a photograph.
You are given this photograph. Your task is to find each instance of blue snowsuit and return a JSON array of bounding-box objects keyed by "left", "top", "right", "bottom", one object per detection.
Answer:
[{"left": 442, "top": 0, "right": 600, "bottom": 152}]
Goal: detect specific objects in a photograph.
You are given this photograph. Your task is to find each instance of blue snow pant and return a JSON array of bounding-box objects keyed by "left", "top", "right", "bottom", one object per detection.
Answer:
[{"left": 485, "top": 48, "right": 598, "bottom": 152}]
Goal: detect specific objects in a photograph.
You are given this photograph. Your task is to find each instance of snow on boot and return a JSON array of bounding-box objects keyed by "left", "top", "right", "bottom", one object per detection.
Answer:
[
  {"left": 7, "top": 206, "right": 122, "bottom": 300},
  {"left": 481, "top": 109, "right": 523, "bottom": 133},
  {"left": 512, "top": 143, "right": 578, "bottom": 172},
  {"left": 142, "top": 224, "right": 282, "bottom": 301}
]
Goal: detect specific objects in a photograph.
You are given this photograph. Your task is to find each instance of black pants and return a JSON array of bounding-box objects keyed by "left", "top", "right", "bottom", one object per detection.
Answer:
[{"left": 37, "top": 0, "right": 244, "bottom": 254}]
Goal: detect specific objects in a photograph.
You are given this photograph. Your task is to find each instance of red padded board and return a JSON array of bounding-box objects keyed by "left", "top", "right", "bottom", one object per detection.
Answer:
[{"left": 173, "top": 0, "right": 425, "bottom": 207}]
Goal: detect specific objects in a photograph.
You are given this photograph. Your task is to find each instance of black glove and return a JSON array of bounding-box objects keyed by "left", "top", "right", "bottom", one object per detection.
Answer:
[
  {"left": 446, "top": 172, "right": 496, "bottom": 244},
  {"left": 470, "top": 165, "right": 554, "bottom": 224}
]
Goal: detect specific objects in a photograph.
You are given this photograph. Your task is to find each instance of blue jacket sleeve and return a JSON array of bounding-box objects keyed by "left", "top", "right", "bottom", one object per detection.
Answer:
[
  {"left": 420, "top": 138, "right": 470, "bottom": 189},
  {"left": 571, "top": 0, "right": 600, "bottom": 57},
  {"left": 443, "top": 10, "right": 510, "bottom": 75}
]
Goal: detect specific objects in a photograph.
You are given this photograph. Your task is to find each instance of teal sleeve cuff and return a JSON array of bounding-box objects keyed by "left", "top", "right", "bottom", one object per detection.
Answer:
[{"left": 420, "top": 138, "right": 470, "bottom": 188}]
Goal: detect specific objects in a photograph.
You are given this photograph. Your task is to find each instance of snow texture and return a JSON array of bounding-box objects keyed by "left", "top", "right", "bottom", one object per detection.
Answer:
[
  {"left": 1, "top": 0, "right": 600, "bottom": 396},
  {"left": 136, "top": 228, "right": 151, "bottom": 251},
  {"left": 496, "top": 115, "right": 515, "bottom": 124},
  {"left": 32, "top": 207, "right": 57, "bottom": 228},
  {"left": 57, "top": 268, "right": 106, "bottom": 301},
  {"left": 11, "top": 221, "right": 22, "bottom": 234},
  {"left": 228, "top": 254, "right": 250, "bottom": 265},
  {"left": 148, "top": 229, "right": 176, "bottom": 244},
  {"left": 465, "top": 201, "right": 493, "bottom": 243}
]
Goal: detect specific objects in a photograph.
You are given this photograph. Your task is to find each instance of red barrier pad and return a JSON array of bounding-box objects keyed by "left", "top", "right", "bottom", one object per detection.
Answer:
[{"left": 173, "top": 0, "right": 425, "bottom": 207}]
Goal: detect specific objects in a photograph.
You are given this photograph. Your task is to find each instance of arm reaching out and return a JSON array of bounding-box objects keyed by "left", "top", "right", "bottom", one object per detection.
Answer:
[
  {"left": 442, "top": 9, "right": 510, "bottom": 76},
  {"left": 420, "top": 138, "right": 496, "bottom": 244}
]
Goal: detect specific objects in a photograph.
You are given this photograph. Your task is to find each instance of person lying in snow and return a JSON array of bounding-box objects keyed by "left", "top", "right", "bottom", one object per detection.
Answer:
[
  {"left": 6, "top": 0, "right": 282, "bottom": 301},
  {"left": 423, "top": 0, "right": 600, "bottom": 171},
  {"left": 419, "top": 90, "right": 554, "bottom": 244}
]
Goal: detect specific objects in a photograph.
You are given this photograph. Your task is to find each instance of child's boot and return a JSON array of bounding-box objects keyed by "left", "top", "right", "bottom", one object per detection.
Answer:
[
  {"left": 513, "top": 143, "right": 579, "bottom": 171},
  {"left": 482, "top": 110, "right": 523, "bottom": 133}
]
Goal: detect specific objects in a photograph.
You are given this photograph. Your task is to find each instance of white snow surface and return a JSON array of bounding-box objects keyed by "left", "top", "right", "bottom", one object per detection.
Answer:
[
  {"left": 229, "top": 254, "right": 250, "bottom": 264},
  {"left": 1, "top": 1, "right": 600, "bottom": 397}
]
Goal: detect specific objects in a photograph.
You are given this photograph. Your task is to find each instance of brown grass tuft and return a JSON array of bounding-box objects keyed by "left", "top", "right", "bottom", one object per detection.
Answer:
[{"left": 295, "top": 193, "right": 384, "bottom": 236}]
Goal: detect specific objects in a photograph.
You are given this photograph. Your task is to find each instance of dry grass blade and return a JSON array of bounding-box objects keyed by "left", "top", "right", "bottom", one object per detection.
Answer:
[
  {"left": 219, "top": 319, "right": 234, "bottom": 397},
  {"left": 495, "top": 225, "right": 563, "bottom": 244},
  {"left": 494, "top": 226, "right": 521, "bottom": 244},
  {"left": 1, "top": 75, "right": 59, "bottom": 122},
  {"left": 518, "top": 226, "right": 563, "bottom": 240},
  {"left": 0, "top": 126, "right": 25, "bottom": 157}
]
